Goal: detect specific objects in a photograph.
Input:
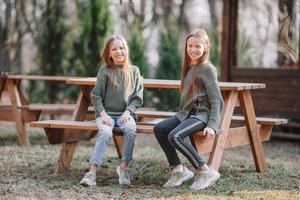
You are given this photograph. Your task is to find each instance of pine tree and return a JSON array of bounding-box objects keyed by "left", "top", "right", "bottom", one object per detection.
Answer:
[
  {"left": 155, "top": 26, "right": 182, "bottom": 111},
  {"left": 128, "top": 20, "right": 149, "bottom": 78},
  {"left": 72, "top": 0, "right": 111, "bottom": 77},
  {"left": 31, "top": 0, "right": 68, "bottom": 103},
  {"left": 128, "top": 20, "right": 150, "bottom": 106}
]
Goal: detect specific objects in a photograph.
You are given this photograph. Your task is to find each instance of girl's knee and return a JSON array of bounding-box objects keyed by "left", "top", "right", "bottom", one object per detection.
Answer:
[
  {"left": 122, "top": 123, "right": 136, "bottom": 137},
  {"left": 97, "top": 127, "right": 112, "bottom": 140},
  {"left": 154, "top": 123, "right": 165, "bottom": 135},
  {"left": 123, "top": 131, "right": 136, "bottom": 140},
  {"left": 168, "top": 130, "right": 184, "bottom": 146},
  {"left": 167, "top": 132, "right": 176, "bottom": 146},
  {"left": 153, "top": 124, "right": 161, "bottom": 135}
]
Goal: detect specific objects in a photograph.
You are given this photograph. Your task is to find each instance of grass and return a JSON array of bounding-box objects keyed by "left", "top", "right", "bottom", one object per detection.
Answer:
[{"left": 0, "top": 123, "right": 299, "bottom": 200}]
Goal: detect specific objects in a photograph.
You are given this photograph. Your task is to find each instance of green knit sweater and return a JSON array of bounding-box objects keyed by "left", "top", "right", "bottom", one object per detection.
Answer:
[
  {"left": 91, "top": 64, "right": 143, "bottom": 118},
  {"left": 175, "top": 63, "right": 224, "bottom": 131}
]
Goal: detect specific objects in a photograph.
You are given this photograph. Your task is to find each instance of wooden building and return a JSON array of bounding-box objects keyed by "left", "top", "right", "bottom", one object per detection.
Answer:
[{"left": 221, "top": 0, "right": 300, "bottom": 130}]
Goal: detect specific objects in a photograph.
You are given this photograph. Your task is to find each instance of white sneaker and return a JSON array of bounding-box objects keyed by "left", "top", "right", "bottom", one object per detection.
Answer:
[
  {"left": 80, "top": 172, "right": 96, "bottom": 187},
  {"left": 116, "top": 166, "right": 131, "bottom": 186},
  {"left": 163, "top": 165, "right": 194, "bottom": 188},
  {"left": 189, "top": 166, "right": 220, "bottom": 190}
]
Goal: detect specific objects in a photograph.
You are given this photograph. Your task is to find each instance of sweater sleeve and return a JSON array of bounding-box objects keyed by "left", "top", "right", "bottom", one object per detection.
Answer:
[
  {"left": 91, "top": 67, "right": 107, "bottom": 116},
  {"left": 200, "top": 65, "right": 224, "bottom": 131},
  {"left": 126, "top": 66, "right": 144, "bottom": 114}
]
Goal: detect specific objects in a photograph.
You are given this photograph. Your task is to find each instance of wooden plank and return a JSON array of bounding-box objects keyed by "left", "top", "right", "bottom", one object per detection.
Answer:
[
  {"left": 72, "top": 86, "right": 92, "bottom": 121},
  {"left": 136, "top": 110, "right": 175, "bottom": 118},
  {"left": 5, "top": 79, "right": 29, "bottom": 145},
  {"left": 0, "top": 106, "right": 39, "bottom": 122},
  {"left": 30, "top": 120, "right": 155, "bottom": 135},
  {"left": 137, "top": 121, "right": 158, "bottom": 126},
  {"left": 7, "top": 75, "right": 79, "bottom": 82},
  {"left": 207, "top": 90, "right": 238, "bottom": 170},
  {"left": 22, "top": 110, "right": 40, "bottom": 122},
  {"left": 15, "top": 79, "right": 28, "bottom": 105},
  {"left": 193, "top": 125, "right": 272, "bottom": 153},
  {"left": 232, "top": 116, "right": 288, "bottom": 125},
  {"left": 44, "top": 128, "right": 96, "bottom": 144},
  {"left": 19, "top": 104, "right": 95, "bottom": 117},
  {"left": 239, "top": 90, "right": 267, "bottom": 172},
  {"left": 143, "top": 79, "right": 180, "bottom": 90},
  {"left": 30, "top": 120, "right": 97, "bottom": 130},
  {"left": 22, "top": 103, "right": 94, "bottom": 112},
  {"left": 66, "top": 78, "right": 265, "bottom": 91},
  {"left": 54, "top": 142, "right": 77, "bottom": 174},
  {"left": 52, "top": 88, "right": 89, "bottom": 174},
  {"left": 24, "top": 104, "right": 76, "bottom": 112},
  {"left": 112, "top": 135, "right": 124, "bottom": 159},
  {"left": 0, "top": 77, "right": 5, "bottom": 98},
  {"left": 54, "top": 85, "right": 93, "bottom": 174},
  {"left": 66, "top": 77, "right": 95, "bottom": 85},
  {"left": 0, "top": 107, "right": 15, "bottom": 121}
]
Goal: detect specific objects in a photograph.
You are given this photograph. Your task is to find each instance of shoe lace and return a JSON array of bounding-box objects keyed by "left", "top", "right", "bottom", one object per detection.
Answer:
[
  {"left": 85, "top": 172, "right": 94, "bottom": 180},
  {"left": 167, "top": 172, "right": 179, "bottom": 184},
  {"left": 193, "top": 170, "right": 209, "bottom": 185},
  {"left": 194, "top": 174, "right": 202, "bottom": 183},
  {"left": 123, "top": 170, "right": 131, "bottom": 181}
]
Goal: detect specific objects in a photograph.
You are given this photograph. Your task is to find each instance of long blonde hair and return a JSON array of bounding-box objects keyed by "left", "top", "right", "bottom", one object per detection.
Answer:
[
  {"left": 180, "top": 29, "right": 212, "bottom": 95},
  {"left": 101, "top": 35, "right": 132, "bottom": 94}
]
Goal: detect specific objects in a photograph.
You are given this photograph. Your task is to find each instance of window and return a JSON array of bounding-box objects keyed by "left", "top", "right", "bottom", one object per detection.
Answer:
[{"left": 237, "top": 0, "right": 299, "bottom": 68}]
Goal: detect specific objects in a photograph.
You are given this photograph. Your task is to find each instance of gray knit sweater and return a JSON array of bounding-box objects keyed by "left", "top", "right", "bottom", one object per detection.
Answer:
[
  {"left": 175, "top": 63, "right": 224, "bottom": 131},
  {"left": 91, "top": 64, "right": 143, "bottom": 118}
]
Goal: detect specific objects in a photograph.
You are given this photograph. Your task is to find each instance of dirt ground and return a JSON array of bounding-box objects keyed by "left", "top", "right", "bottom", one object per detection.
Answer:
[{"left": 0, "top": 123, "right": 299, "bottom": 200}]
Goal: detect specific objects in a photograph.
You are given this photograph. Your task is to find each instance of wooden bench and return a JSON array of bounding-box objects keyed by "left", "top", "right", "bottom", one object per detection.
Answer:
[
  {"left": 30, "top": 110, "right": 287, "bottom": 159},
  {"left": 30, "top": 118, "right": 218, "bottom": 159}
]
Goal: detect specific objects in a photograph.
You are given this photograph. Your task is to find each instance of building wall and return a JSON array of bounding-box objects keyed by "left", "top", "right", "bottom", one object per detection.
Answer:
[{"left": 230, "top": 68, "right": 300, "bottom": 119}]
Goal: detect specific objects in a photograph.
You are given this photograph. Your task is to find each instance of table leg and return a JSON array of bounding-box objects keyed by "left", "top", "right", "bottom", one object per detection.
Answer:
[
  {"left": 54, "top": 142, "right": 78, "bottom": 174},
  {"left": 112, "top": 135, "right": 124, "bottom": 159},
  {"left": 239, "top": 90, "right": 267, "bottom": 172},
  {"left": 0, "top": 77, "right": 5, "bottom": 98},
  {"left": 208, "top": 91, "right": 238, "bottom": 171},
  {"left": 16, "top": 80, "right": 29, "bottom": 105},
  {"left": 6, "top": 79, "right": 29, "bottom": 145},
  {"left": 54, "top": 87, "right": 91, "bottom": 174}
]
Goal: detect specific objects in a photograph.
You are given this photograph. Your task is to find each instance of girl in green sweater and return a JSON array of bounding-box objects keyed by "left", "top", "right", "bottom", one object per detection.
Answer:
[
  {"left": 80, "top": 35, "right": 143, "bottom": 187},
  {"left": 154, "top": 29, "right": 224, "bottom": 190}
]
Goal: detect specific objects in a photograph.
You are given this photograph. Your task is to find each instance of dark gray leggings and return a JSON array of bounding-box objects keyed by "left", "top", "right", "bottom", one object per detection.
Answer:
[{"left": 154, "top": 116, "right": 206, "bottom": 169}]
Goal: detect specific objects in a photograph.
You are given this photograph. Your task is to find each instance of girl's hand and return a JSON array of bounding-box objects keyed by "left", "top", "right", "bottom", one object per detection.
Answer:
[
  {"left": 120, "top": 110, "right": 131, "bottom": 125},
  {"left": 203, "top": 127, "right": 215, "bottom": 137},
  {"left": 100, "top": 111, "right": 112, "bottom": 126}
]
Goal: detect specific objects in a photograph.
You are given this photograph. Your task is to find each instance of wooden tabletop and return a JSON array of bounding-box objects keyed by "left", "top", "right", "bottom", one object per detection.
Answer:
[
  {"left": 6, "top": 75, "right": 79, "bottom": 82},
  {"left": 67, "top": 78, "right": 266, "bottom": 91}
]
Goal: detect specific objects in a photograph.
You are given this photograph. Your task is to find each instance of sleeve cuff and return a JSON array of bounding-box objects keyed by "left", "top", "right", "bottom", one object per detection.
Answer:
[{"left": 126, "top": 105, "right": 136, "bottom": 114}]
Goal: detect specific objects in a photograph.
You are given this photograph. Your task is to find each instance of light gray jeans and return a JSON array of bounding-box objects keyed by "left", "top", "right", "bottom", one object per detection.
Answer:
[{"left": 90, "top": 115, "right": 137, "bottom": 166}]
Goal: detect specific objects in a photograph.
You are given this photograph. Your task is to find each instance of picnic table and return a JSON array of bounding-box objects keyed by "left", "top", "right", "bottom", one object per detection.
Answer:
[{"left": 30, "top": 77, "right": 287, "bottom": 174}]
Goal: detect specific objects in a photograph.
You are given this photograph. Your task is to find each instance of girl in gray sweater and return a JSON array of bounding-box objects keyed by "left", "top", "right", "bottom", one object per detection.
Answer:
[
  {"left": 154, "top": 29, "right": 224, "bottom": 190},
  {"left": 80, "top": 35, "right": 143, "bottom": 187}
]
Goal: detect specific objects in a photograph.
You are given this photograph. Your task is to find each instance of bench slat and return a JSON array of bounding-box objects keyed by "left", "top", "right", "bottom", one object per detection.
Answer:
[
  {"left": 136, "top": 110, "right": 175, "bottom": 118},
  {"left": 30, "top": 120, "right": 154, "bottom": 134},
  {"left": 30, "top": 120, "right": 222, "bottom": 137},
  {"left": 231, "top": 116, "right": 287, "bottom": 125},
  {"left": 31, "top": 120, "right": 97, "bottom": 130}
]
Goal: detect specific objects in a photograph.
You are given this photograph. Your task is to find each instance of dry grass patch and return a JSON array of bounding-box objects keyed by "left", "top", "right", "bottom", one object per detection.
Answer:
[{"left": 0, "top": 125, "right": 299, "bottom": 199}]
